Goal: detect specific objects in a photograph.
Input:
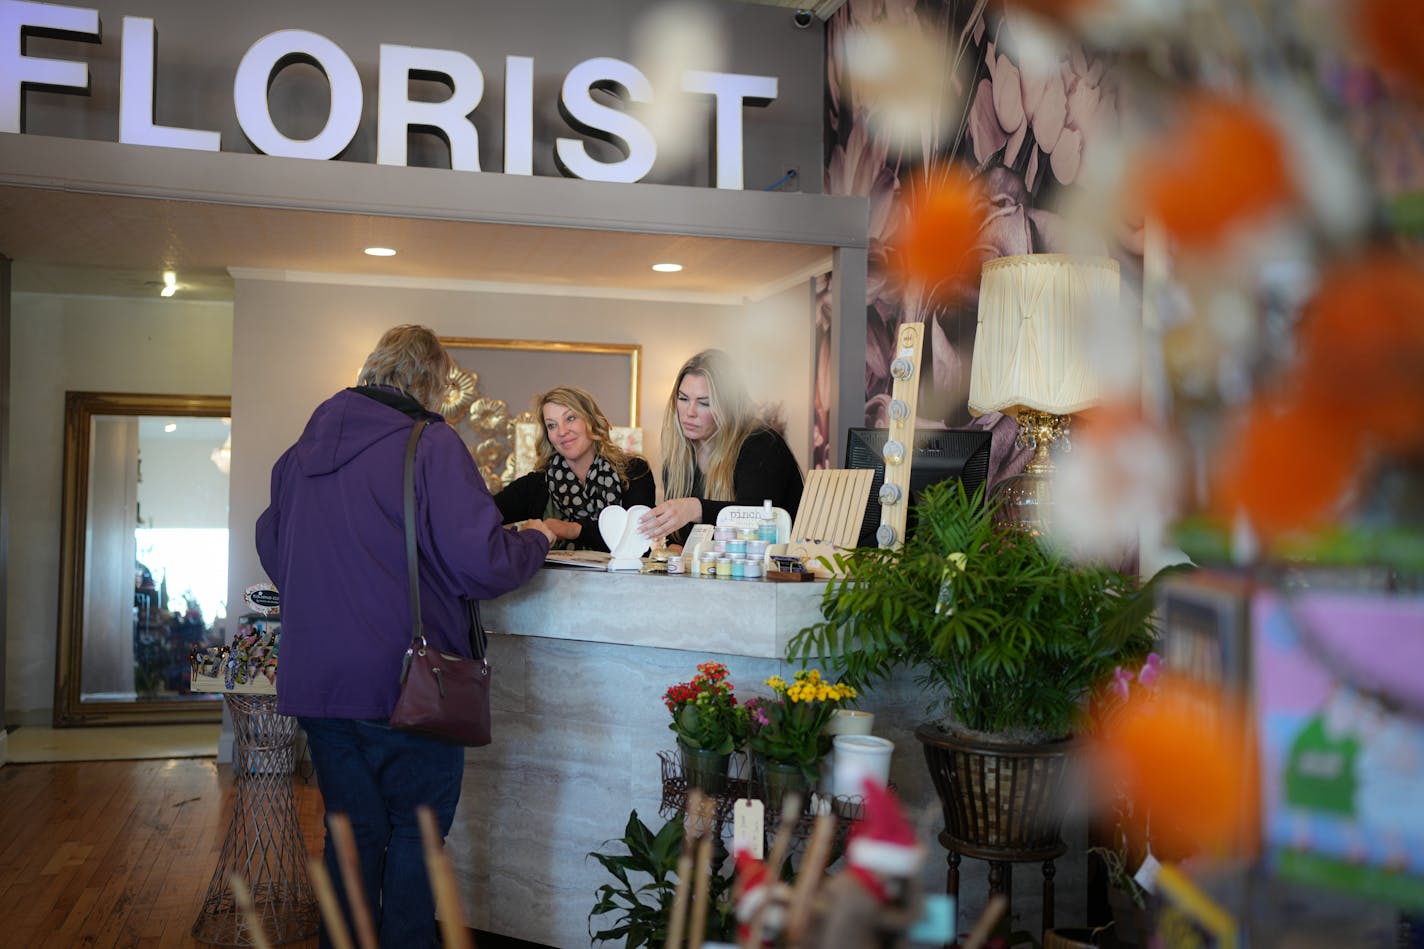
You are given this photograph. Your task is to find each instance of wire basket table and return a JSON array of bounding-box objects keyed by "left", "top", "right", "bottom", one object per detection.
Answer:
[
  {"left": 657, "top": 750, "right": 874, "bottom": 860},
  {"left": 191, "top": 692, "right": 318, "bottom": 946}
]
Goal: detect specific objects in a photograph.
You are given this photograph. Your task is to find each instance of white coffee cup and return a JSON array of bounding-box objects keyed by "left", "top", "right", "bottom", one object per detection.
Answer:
[{"left": 832, "top": 734, "right": 894, "bottom": 798}]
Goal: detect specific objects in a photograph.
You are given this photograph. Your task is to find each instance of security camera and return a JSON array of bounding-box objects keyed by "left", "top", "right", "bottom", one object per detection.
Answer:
[{"left": 792, "top": 9, "right": 814, "bottom": 29}]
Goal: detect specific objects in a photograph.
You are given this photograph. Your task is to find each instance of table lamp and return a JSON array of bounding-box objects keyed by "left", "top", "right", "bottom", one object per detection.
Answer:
[{"left": 968, "top": 253, "right": 1119, "bottom": 534}]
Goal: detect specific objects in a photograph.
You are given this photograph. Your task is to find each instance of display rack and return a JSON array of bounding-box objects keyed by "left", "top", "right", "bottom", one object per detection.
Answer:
[
  {"left": 656, "top": 750, "right": 872, "bottom": 858},
  {"left": 190, "top": 691, "right": 318, "bottom": 946}
]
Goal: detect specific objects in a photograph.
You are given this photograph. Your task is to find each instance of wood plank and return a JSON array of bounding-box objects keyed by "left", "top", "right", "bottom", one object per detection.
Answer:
[{"left": 0, "top": 759, "right": 323, "bottom": 949}]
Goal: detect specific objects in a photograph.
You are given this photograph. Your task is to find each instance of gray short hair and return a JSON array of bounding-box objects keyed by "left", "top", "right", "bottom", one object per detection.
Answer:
[{"left": 357, "top": 325, "right": 455, "bottom": 413}]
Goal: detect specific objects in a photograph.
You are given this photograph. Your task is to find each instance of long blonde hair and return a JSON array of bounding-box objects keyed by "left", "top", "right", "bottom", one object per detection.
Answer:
[
  {"left": 356, "top": 324, "right": 455, "bottom": 413},
  {"left": 533, "top": 386, "right": 636, "bottom": 485},
  {"left": 660, "top": 350, "right": 757, "bottom": 502}
]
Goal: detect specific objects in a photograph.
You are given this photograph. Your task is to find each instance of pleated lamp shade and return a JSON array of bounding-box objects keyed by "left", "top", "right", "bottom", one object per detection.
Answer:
[{"left": 968, "top": 254, "right": 1120, "bottom": 418}]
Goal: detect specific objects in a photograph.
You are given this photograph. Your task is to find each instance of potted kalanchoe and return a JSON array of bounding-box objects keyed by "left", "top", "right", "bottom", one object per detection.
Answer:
[
  {"left": 663, "top": 661, "right": 748, "bottom": 795},
  {"left": 745, "top": 668, "right": 857, "bottom": 806}
]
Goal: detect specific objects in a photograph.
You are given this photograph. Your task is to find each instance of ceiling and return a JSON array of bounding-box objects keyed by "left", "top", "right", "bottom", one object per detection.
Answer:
[{"left": 1, "top": 186, "right": 835, "bottom": 304}]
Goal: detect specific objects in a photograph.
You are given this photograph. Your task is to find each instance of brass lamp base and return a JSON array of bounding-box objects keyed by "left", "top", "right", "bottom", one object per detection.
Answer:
[{"left": 993, "top": 409, "right": 1074, "bottom": 536}]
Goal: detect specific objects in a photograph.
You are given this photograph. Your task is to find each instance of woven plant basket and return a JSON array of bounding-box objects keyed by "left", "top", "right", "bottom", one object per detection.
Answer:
[{"left": 916, "top": 723, "right": 1075, "bottom": 861}]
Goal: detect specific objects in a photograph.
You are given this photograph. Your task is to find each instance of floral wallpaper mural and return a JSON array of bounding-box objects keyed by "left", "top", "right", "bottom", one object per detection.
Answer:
[{"left": 813, "top": 0, "right": 1122, "bottom": 470}]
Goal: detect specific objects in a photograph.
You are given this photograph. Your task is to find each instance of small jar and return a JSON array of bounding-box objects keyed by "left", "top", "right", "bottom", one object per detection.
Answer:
[
  {"left": 737, "top": 527, "right": 758, "bottom": 542},
  {"left": 743, "top": 559, "right": 764, "bottom": 580},
  {"left": 666, "top": 556, "right": 685, "bottom": 575},
  {"left": 713, "top": 526, "right": 736, "bottom": 542},
  {"left": 715, "top": 556, "right": 733, "bottom": 579},
  {"left": 712, "top": 540, "right": 728, "bottom": 554},
  {"left": 731, "top": 559, "right": 746, "bottom": 580},
  {"left": 727, "top": 539, "right": 748, "bottom": 556},
  {"left": 747, "top": 540, "right": 769, "bottom": 558}
]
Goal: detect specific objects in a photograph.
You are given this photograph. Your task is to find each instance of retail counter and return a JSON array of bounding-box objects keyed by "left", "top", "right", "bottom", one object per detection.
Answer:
[{"left": 446, "top": 566, "right": 827, "bottom": 947}]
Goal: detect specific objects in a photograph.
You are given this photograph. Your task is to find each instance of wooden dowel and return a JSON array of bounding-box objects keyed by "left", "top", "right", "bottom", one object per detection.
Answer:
[
  {"left": 745, "top": 792, "right": 801, "bottom": 948},
  {"left": 961, "top": 894, "right": 1009, "bottom": 949},
  {"left": 418, "top": 806, "right": 474, "bottom": 949},
  {"left": 782, "top": 813, "right": 836, "bottom": 946},
  {"left": 686, "top": 815, "right": 712, "bottom": 940},
  {"left": 664, "top": 790, "right": 705, "bottom": 949},
  {"left": 327, "top": 813, "right": 379, "bottom": 949},
  {"left": 228, "top": 873, "right": 274, "bottom": 949},
  {"left": 765, "top": 793, "right": 801, "bottom": 881},
  {"left": 308, "top": 859, "right": 356, "bottom": 949}
]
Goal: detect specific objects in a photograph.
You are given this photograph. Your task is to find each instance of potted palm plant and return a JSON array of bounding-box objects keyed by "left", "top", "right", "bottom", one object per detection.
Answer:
[{"left": 788, "top": 480, "right": 1172, "bottom": 862}]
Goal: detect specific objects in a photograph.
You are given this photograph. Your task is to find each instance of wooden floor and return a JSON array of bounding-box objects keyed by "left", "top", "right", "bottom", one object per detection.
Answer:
[{"left": 0, "top": 758, "right": 325, "bottom": 949}]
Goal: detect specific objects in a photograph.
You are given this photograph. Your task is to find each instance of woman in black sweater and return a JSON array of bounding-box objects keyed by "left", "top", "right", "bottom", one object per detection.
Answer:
[
  {"left": 638, "top": 349, "right": 803, "bottom": 544},
  {"left": 495, "top": 386, "right": 655, "bottom": 551}
]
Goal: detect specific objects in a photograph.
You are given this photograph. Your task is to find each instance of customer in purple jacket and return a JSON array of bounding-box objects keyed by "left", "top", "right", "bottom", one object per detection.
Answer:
[{"left": 256, "top": 324, "right": 554, "bottom": 949}]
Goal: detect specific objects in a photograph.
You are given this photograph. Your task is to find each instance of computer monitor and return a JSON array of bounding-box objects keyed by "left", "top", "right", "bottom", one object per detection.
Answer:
[{"left": 844, "top": 427, "right": 993, "bottom": 547}]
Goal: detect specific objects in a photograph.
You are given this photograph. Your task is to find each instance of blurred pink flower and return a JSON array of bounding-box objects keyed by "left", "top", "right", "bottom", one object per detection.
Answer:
[{"left": 966, "top": 34, "right": 1110, "bottom": 190}]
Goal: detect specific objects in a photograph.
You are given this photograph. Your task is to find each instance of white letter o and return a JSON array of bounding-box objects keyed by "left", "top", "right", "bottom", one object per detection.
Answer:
[{"left": 234, "top": 30, "right": 362, "bottom": 159}]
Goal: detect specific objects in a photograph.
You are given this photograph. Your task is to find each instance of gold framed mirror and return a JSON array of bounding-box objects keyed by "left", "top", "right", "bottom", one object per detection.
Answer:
[
  {"left": 438, "top": 338, "right": 641, "bottom": 492},
  {"left": 54, "top": 391, "right": 231, "bottom": 726}
]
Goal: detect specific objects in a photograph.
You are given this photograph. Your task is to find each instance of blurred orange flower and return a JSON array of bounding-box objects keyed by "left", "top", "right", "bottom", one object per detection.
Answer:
[
  {"left": 1091, "top": 676, "right": 1258, "bottom": 858},
  {"left": 1132, "top": 96, "right": 1296, "bottom": 251},
  {"left": 1354, "top": 0, "right": 1424, "bottom": 92},
  {"left": 1294, "top": 253, "right": 1424, "bottom": 447},
  {"left": 887, "top": 162, "right": 989, "bottom": 299},
  {"left": 1211, "top": 396, "right": 1363, "bottom": 542}
]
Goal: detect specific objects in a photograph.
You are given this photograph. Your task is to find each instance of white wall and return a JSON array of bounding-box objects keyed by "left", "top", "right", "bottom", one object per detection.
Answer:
[
  {"left": 228, "top": 274, "right": 815, "bottom": 620},
  {"left": 5, "top": 294, "right": 232, "bottom": 723}
]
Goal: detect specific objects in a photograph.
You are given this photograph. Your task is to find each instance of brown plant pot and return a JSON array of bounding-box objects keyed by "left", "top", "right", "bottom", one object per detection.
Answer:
[{"left": 915, "top": 723, "right": 1074, "bottom": 860}]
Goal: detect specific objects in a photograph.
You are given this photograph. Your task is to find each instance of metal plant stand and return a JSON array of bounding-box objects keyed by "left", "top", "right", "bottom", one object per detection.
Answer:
[
  {"left": 192, "top": 693, "right": 318, "bottom": 946},
  {"left": 917, "top": 724, "right": 1075, "bottom": 942}
]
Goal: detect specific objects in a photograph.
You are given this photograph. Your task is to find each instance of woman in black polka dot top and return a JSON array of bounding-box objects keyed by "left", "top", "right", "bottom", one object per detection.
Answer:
[{"left": 494, "top": 386, "right": 655, "bottom": 551}]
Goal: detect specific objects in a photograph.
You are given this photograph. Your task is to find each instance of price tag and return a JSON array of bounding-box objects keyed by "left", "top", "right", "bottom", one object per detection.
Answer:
[
  {"left": 733, "top": 799, "right": 764, "bottom": 859},
  {"left": 1135, "top": 852, "right": 1163, "bottom": 893}
]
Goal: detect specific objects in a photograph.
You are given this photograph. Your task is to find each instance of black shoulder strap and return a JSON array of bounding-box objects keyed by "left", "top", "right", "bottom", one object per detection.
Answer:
[
  {"left": 402, "top": 420, "right": 488, "bottom": 661},
  {"left": 403, "top": 421, "right": 430, "bottom": 648}
]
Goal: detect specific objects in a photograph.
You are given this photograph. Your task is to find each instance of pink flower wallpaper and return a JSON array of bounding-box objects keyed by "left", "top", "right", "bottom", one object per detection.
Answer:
[{"left": 814, "top": 0, "right": 1124, "bottom": 469}]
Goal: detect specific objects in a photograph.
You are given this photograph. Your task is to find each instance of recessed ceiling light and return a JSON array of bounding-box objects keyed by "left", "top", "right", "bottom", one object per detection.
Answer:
[
  {"left": 364, "top": 246, "right": 397, "bottom": 257},
  {"left": 651, "top": 262, "right": 683, "bottom": 273},
  {"left": 164, "top": 422, "right": 177, "bottom": 433}
]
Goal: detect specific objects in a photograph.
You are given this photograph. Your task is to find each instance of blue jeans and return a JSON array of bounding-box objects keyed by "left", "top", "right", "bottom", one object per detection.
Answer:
[{"left": 299, "top": 717, "right": 464, "bottom": 949}]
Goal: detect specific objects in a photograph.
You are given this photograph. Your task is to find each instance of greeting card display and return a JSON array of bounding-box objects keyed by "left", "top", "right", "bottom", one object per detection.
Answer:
[{"left": 1253, "top": 591, "right": 1424, "bottom": 912}]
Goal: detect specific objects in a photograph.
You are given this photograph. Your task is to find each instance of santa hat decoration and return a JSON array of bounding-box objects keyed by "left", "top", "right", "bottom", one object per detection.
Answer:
[
  {"left": 846, "top": 778, "right": 924, "bottom": 877},
  {"left": 734, "top": 850, "right": 770, "bottom": 919}
]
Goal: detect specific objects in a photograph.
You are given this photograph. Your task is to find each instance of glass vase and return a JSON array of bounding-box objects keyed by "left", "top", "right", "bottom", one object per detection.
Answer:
[{"left": 677, "top": 741, "right": 731, "bottom": 797}]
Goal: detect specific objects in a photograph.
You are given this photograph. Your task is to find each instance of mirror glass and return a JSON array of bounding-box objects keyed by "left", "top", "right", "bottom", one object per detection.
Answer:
[{"left": 55, "top": 392, "right": 231, "bottom": 725}]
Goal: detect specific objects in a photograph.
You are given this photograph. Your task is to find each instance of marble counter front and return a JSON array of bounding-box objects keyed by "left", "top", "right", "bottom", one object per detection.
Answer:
[{"left": 448, "top": 566, "right": 833, "bottom": 948}]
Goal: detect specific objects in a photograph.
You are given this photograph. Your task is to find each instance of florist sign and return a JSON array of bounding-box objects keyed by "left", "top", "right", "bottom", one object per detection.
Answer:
[{"left": 1, "top": 0, "right": 778, "bottom": 188}]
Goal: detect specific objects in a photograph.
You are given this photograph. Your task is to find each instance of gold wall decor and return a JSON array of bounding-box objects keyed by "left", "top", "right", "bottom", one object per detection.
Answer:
[{"left": 440, "top": 338, "right": 641, "bottom": 492}]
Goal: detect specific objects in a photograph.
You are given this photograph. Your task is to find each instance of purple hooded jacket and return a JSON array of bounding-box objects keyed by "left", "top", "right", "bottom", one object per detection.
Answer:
[{"left": 256, "top": 387, "right": 549, "bottom": 719}]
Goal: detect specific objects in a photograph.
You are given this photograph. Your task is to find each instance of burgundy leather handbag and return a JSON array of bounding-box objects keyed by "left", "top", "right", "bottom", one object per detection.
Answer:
[{"left": 389, "top": 421, "right": 493, "bottom": 747}]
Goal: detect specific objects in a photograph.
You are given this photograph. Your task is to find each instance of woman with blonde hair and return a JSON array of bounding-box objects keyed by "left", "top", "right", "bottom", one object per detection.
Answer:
[
  {"left": 495, "top": 385, "right": 655, "bottom": 551},
  {"left": 638, "top": 349, "right": 803, "bottom": 543}
]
